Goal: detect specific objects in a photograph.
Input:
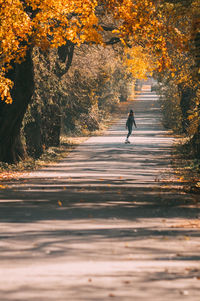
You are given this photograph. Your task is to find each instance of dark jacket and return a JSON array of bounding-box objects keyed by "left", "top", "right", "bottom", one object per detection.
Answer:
[{"left": 126, "top": 115, "right": 136, "bottom": 128}]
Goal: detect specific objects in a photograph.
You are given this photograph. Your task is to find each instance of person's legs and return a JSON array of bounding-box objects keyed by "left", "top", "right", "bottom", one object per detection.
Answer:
[
  {"left": 125, "top": 127, "right": 132, "bottom": 143},
  {"left": 127, "top": 127, "right": 132, "bottom": 139}
]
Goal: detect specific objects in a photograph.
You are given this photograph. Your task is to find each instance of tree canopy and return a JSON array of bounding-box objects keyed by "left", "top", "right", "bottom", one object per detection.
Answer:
[
  {"left": 0, "top": 0, "right": 101, "bottom": 103},
  {"left": 1, "top": 0, "right": 198, "bottom": 104}
]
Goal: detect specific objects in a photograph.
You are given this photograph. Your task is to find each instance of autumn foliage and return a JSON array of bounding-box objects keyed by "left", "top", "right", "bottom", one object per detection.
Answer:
[
  {"left": 0, "top": 0, "right": 199, "bottom": 163},
  {"left": 0, "top": 0, "right": 191, "bottom": 103},
  {"left": 0, "top": 0, "right": 102, "bottom": 103}
]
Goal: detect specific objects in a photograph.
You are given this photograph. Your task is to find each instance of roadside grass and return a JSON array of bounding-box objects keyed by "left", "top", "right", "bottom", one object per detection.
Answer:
[
  {"left": 172, "top": 138, "right": 200, "bottom": 194},
  {"left": 0, "top": 137, "right": 86, "bottom": 182}
]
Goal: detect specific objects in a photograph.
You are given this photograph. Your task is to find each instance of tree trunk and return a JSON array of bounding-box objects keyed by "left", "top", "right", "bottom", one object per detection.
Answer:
[
  {"left": 41, "top": 102, "right": 61, "bottom": 148},
  {"left": 0, "top": 49, "right": 34, "bottom": 163},
  {"left": 191, "top": 123, "right": 200, "bottom": 158},
  {"left": 178, "top": 84, "right": 196, "bottom": 133},
  {"left": 24, "top": 104, "right": 43, "bottom": 158},
  {"left": 23, "top": 43, "right": 74, "bottom": 158}
]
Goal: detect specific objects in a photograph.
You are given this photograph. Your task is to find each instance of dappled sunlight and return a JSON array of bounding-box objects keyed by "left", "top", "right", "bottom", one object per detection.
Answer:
[
  {"left": 0, "top": 91, "right": 200, "bottom": 301},
  {"left": 0, "top": 92, "right": 196, "bottom": 217},
  {"left": 0, "top": 0, "right": 199, "bottom": 297}
]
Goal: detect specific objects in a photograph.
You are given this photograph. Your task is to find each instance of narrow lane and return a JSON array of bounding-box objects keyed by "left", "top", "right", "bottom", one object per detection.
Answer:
[{"left": 0, "top": 91, "right": 200, "bottom": 301}]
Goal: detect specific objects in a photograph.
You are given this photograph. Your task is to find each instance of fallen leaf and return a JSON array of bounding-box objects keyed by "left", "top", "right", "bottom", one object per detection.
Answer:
[
  {"left": 0, "top": 185, "right": 7, "bottom": 189},
  {"left": 58, "top": 200, "right": 62, "bottom": 206},
  {"left": 185, "top": 268, "right": 199, "bottom": 272},
  {"left": 171, "top": 220, "right": 200, "bottom": 229},
  {"left": 32, "top": 243, "right": 38, "bottom": 247},
  {"left": 123, "top": 280, "right": 130, "bottom": 284},
  {"left": 179, "top": 290, "right": 189, "bottom": 295},
  {"left": 125, "top": 242, "right": 129, "bottom": 248}
]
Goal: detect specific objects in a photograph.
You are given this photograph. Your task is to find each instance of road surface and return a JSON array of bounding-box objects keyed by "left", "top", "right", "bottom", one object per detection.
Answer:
[{"left": 0, "top": 90, "right": 200, "bottom": 301}]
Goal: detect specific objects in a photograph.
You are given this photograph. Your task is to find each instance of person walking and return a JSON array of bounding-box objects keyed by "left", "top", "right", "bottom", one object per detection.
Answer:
[{"left": 125, "top": 109, "right": 137, "bottom": 143}]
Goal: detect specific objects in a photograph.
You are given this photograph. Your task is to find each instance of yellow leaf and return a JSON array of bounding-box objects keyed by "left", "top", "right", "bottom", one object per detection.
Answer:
[{"left": 0, "top": 185, "right": 7, "bottom": 189}]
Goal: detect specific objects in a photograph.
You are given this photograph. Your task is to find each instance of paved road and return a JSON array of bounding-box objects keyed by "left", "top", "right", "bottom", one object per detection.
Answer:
[{"left": 0, "top": 91, "right": 200, "bottom": 301}]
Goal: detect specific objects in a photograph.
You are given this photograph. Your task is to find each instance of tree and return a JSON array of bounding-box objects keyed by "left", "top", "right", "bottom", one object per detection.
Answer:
[
  {"left": 0, "top": 0, "right": 102, "bottom": 162},
  {"left": 23, "top": 47, "right": 62, "bottom": 158},
  {"left": 0, "top": 0, "right": 198, "bottom": 162},
  {"left": 153, "top": 0, "right": 200, "bottom": 156}
]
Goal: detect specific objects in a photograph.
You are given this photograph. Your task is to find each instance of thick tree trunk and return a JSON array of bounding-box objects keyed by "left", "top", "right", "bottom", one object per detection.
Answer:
[{"left": 0, "top": 49, "right": 34, "bottom": 163}]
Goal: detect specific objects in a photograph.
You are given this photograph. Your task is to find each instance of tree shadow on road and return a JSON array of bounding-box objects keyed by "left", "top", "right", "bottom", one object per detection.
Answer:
[{"left": 0, "top": 175, "right": 199, "bottom": 223}]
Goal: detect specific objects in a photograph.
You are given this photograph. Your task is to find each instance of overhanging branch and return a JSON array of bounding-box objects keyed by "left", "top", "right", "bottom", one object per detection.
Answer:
[
  {"left": 101, "top": 25, "right": 118, "bottom": 32},
  {"left": 105, "top": 37, "right": 121, "bottom": 45}
]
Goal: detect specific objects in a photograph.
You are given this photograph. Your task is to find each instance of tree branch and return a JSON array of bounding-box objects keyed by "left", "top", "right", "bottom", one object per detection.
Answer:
[
  {"left": 100, "top": 25, "right": 118, "bottom": 32},
  {"left": 56, "top": 41, "right": 75, "bottom": 78},
  {"left": 105, "top": 37, "right": 121, "bottom": 45}
]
